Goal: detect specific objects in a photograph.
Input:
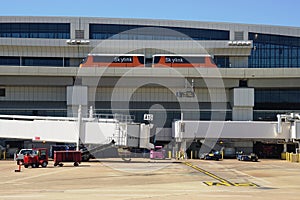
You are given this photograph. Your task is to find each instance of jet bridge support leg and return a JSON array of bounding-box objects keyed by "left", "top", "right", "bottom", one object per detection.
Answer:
[
  {"left": 283, "top": 143, "right": 287, "bottom": 153},
  {"left": 179, "top": 140, "right": 187, "bottom": 160}
]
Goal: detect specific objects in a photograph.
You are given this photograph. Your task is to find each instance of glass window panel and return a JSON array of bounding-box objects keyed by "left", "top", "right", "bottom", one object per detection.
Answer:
[
  {"left": 89, "top": 24, "right": 229, "bottom": 40},
  {"left": 249, "top": 32, "right": 300, "bottom": 68},
  {"left": 0, "top": 23, "right": 70, "bottom": 39}
]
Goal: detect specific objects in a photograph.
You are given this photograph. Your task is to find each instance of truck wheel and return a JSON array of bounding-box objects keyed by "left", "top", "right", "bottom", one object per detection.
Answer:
[
  {"left": 54, "top": 163, "right": 58, "bottom": 167},
  {"left": 59, "top": 163, "right": 63, "bottom": 167},
  {"left": 32, "top": 163, "right": 37, "bottom": 168},
  {"left": 41, "top": 161, "right": 48, "bottom": 168},
  {"left": 24, "top": 165, "right": 28, "bottom": 168},
  {"left": 74, "top": 162, "right": 79, "bottom": 167}
]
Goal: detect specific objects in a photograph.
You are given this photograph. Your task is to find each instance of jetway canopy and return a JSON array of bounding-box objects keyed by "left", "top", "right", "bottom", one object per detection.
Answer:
[
  {"left": 0, "top": 117, "right": 79, "bottom": 143},
  {"left": 173, "top": 120, "right": 291, "bottom": 140},
  {"left": 0, "top": 115, "right": 154, "bottom": 149}
]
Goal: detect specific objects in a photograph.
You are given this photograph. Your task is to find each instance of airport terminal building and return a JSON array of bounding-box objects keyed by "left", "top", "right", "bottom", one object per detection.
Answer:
[{"left": 1, "top": 16, "right": 300, "bottom": 157}]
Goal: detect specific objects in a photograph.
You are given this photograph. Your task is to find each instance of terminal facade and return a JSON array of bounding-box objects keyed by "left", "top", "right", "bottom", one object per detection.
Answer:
[{"left": 0, "top": 16, "right": 300, "bottom": 157}]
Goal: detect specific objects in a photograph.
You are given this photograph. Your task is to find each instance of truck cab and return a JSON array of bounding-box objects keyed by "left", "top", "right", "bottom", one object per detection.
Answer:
[
  {"left": 15, "top": 149, "right": 36, "bottom": 165},
  {"left": 23, "top": 148, "right": 48, "bottom": 168}
]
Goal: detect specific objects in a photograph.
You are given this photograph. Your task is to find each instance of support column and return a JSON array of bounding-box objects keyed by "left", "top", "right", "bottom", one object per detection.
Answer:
[
  {"left": 67, "top": 86, "right": 88, "bottom": 117},
  {"left": 230, "top": 88, "right": 254, "bottom": 121},
  {"left": 283, "top": 143, "right": 288, "bottom": 153}
]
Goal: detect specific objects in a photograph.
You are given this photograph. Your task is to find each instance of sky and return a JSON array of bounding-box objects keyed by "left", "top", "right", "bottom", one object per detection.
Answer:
[{"left": 0, "top": 0, "right": 299, "bottom": 27}]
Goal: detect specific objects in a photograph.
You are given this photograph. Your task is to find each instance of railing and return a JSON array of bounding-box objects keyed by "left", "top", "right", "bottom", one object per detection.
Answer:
[{"left": 94, "top": 113, "right": 135, "bottom": 123}]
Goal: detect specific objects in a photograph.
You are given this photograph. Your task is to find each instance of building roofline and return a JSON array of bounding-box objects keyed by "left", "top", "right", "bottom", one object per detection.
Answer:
[{"left": 0, "top": 15, "right": 300, "bottom": 30}]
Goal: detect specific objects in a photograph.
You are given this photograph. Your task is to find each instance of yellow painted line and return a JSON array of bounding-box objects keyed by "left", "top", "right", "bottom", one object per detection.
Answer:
[
  {"left": 204, "top": 182, "right": 232, "bottom": 186},
  {"left": 184, "top": 162, "right": 259, "bottom": 187},
  {"left": 233, "top": 183, "right": 260, "bottom": 187},
  {"left": 184, "top": 162, "right": 234, "bottom": 186}
]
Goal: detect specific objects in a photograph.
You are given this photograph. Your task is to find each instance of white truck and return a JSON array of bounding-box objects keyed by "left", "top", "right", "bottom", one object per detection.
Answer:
[{"left": 15, "top": 149, "right": 36, "bottom": 164}]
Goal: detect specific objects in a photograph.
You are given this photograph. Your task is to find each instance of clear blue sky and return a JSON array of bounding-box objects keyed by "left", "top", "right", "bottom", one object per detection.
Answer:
[{"left": 0, "top": 0, "right": 299, "bottom": 27}]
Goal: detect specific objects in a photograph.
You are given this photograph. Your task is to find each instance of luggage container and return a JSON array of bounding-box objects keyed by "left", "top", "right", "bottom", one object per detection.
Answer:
[{"left": 54, "top": 150, "right": 82, "bottom": 167}]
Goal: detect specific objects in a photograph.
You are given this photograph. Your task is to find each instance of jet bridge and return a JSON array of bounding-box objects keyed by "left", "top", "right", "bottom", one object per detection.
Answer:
[
  {"left": 173, "top": 120, "right": 291, "bottom": 140},
  {"left": 0, "top": 114, "right": 154, "bottom": 150}
]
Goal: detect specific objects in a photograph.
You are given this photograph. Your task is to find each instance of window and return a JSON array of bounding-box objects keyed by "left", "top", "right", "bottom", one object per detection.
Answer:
[
  {"left": 249, "top": 32, "right": 300, "bottom": 68},
  {"left": 239, "top": 80, "right": 248, "bottom": 87},
  {"left": 214, "top": 56, "right": 230, "bottom": 68},
  {"left": 255, "top": 89, "right": 300, "bottom": 110},
  {"left": 0, "top": 88, "right": 5, "bottom": 97},
  {"left": 0, "top": 56, "right": 20, "bottom": 66},
  {"left": 0, "top": 23, "right": 70, "bottom": 39},
  {"left": 22, "top": 57, "right": 69, "bottom": 67},
  {"left": 89, "top": 24, "right": 229, "bottom": 40}
]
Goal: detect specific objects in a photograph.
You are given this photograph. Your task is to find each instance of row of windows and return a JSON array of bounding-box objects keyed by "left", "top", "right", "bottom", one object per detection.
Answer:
[
  {"left": 249, "top": 33, "right": 300, "bottom": 47},
  {"left": 255, "top": 89, "right": 300, "bottom": 103},
  {"left": 89, "top": 24, "right": 229, "bottom": 40},
  {"left": 0, "top": 56, "right": 70, "bottom": 67},
  {"left": 0, "top": 23, "right": 70, "bottom": 39},
  {"left": 249, "top": 33, "right": 300, "bottom": 68},
  {"left": 0, "top": 110, "right": 67, "bottom": 117}
]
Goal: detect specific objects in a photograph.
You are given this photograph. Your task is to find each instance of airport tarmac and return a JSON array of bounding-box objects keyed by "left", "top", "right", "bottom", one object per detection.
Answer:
[{"left": 0, "top": 159, "right": 299, "bottom": 200}]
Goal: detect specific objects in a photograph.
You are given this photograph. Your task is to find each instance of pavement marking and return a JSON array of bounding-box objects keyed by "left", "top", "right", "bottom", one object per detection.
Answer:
[
  {"left": 0, "top": 167, "right": 79, "bottom": 185},
  {"left": 184, "top": 162, "right": 259, "bottom": 187}
]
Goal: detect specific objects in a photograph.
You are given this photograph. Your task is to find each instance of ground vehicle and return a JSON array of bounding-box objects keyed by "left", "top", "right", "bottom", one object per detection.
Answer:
[
  {"left": 236, "top": 152, "right": 258, "bottom": 162},
  {"left": 150, "top": 146, "right": 165, "bottom": 159},
  {"left": 199, "top": 151, "right": 222, "bottom": 161},
  {"left": 23, "top": 148, "right": 48, "bottom": 168},
  {"left": 152, "top": 54, "right": 217, "bottom": 68},
  {"left": 54, "top": 150, "right": 82, "bottom": 167},
  {"left": 51, "top": 144, "right": 114, "bottom": 162},
  {"left": 15, "top": 149, "right": 35, "bottom": 165},
  {"left": 80, "top": 54, "right": 145, "bottom": 67}
]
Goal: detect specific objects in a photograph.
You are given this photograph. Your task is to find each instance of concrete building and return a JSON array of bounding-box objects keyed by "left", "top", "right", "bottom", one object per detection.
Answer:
[{"left": 1, "top": 16, "right": 300, "bottom": 157}]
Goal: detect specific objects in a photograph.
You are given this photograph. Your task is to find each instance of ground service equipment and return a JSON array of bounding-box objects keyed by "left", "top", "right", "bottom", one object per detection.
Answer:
[
  {"left": 150, "top": 146, "right": 165, "bottom": 159},
  {"left": 54, "top": 150, "right": 82, "bottom": 167},
  {"left": 23, "top": 148, "right": 48, "bottom": 168}
]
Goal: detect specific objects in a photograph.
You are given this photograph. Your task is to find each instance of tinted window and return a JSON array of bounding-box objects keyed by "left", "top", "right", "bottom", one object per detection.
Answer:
[
  {"left": 22, "top": 57, "right": 66, "bottom": 66},
  {"left": 89, "top": 24, "right": 229, "bottom": 40},
  {"left": 153, "top": 56, "right": 161, "bottom": 64},
  {"left": 93, "top": 56, "right": 133, "bottom": 63},
  {"left": 249, "top": 32, "right": 300, "bottom": 68},
  {"left": 214, "top": 56, "right": 230, "bottom": 68},
  {"left": 0, "top": 56, "right": 20, "bottom": 66},
  {"left": 0, "top": 88, "right": 5, "bottom": 97},
  {"left": 137, "top": 56, "right": 145, "bottom": 64},
  {"left": 0, "top": 23, "right": 70, "bottom": 39},
  {"left": 165, "top": 56, "right": 205, "bottom": 63},
  {"left": 255, "top": 89, "right": 300, "bottom": 110}
]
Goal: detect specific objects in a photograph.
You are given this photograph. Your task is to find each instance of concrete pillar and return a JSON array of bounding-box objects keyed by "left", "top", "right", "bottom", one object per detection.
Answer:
[
  {"left": 283, "top": 143, "right": 288, "bottom": 152},
  {"left": 230, "top": 88, "right": 254, "bottom": 121},
  {"left": 66, "top": 86, "right": 88, "bottom": 117}
]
